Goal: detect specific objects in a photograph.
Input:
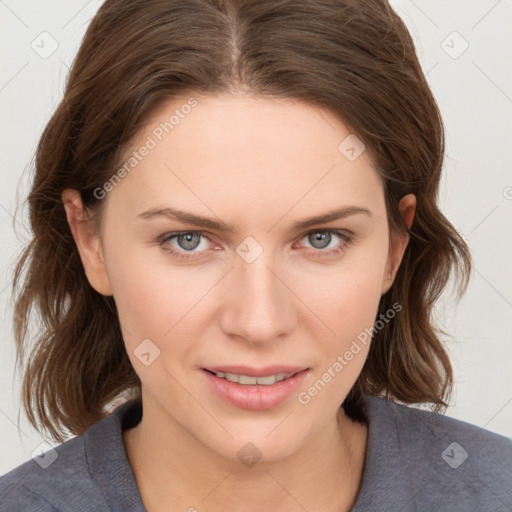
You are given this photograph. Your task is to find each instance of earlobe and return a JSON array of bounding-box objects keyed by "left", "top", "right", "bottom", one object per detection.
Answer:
[
  {"left": 381, "top": 193, "right": 417, "bottom": 295},
  {"left": 61, "top": 189, "right": 113, "bottom": 296}
]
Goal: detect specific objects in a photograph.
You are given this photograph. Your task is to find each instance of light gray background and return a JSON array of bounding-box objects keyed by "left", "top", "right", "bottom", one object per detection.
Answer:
[{"left": 1, "top": 0, "right": 511, "bottom": 475}]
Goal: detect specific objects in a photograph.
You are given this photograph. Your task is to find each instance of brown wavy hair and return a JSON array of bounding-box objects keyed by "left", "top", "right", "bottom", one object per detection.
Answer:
[{"left": 11, "top": 0, "right": 471, "bottom": 442}]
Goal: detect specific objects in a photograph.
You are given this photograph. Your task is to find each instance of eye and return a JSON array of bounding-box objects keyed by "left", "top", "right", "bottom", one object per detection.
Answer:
[
  {"left": 295, "top": 229, "right": 351, "bottom": 257},
  {"left": 157, "top": 228, "right": 352, "bottom": 261},
  {"left": 158, "top": 231, "right": 214, "bottom": 260},
  {"left": 171, "top": 232, "right": 204, "bottom": 251}
]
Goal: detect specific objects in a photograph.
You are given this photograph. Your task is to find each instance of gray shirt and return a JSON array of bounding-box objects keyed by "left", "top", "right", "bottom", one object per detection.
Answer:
[{"left": 1, "top": 395, "right": 511, "bottom": 511}]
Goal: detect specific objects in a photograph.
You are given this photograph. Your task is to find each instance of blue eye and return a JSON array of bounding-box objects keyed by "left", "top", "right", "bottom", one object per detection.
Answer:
[
  {"left": 157, "top": 229, "right": 352, "bottom": 261},
  {"left": 305, "top": 230, "right": 341, "bottom": 249},
  {"left": 171, "top": 232, "right": 203, "bottom": 251},
  {"left": 297, "top": 229, "right": 351, "bottom": 257},
  {"left": 158, "top": 231, "right": 211, "bottom": 259}
]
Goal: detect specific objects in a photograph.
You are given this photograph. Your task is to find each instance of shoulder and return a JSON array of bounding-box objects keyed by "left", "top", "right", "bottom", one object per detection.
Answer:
[
  {"left": 0, "top": 434, "right": 97, "bottom": 511},
  {"left": 0, "top": 400, "right": 142, "bottom": 512},
  {"left": 381, "top": 396, "right": 512, "bottom": 469},
  {"left": 363, "top": 395, "right": 512, "bottom": 510}
]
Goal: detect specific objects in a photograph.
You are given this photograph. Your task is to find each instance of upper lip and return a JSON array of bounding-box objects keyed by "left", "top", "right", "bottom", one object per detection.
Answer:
[{"left": 203, "top": 365, "right": 308, "bottom": 377}]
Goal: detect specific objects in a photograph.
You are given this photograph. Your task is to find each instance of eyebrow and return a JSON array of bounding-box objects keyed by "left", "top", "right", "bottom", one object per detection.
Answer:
[{"left": 137, "top": 205, "right": 372, "bottom": 232}]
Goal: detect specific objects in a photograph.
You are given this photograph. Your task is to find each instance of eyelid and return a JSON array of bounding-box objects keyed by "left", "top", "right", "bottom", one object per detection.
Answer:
[
  {"left": 157, "top": 230, "right": 218, "bottom": 250},
  {"left": 293, "top": 228, "right": 352, "bottom": 254},
  {"left": 157, "top": 228, "right": 353, "bottom": 259},
  {"left": 295, "top": 227, "right": 352, "bottom": 242},
  {"left": 156, "top": 231, "right": 216, "bottom": 261}
]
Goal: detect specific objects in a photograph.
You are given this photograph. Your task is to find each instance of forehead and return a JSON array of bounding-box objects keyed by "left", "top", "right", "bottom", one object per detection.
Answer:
[{"left": 108, "top": 92, "right": 384, "bottom": 223}]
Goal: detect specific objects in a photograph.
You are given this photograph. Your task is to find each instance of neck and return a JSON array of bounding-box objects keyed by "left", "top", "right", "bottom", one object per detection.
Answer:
[{"left": 123, "top": 400, "right": 368, "bottom": 512}]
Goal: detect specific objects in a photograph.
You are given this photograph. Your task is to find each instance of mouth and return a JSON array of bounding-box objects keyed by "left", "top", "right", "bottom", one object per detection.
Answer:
[
  {"left": 204, "top": 369, "right": 299, "bottom": 386},
  {"left": 202, "top": 366, "right": 309, "bottom": 410}
]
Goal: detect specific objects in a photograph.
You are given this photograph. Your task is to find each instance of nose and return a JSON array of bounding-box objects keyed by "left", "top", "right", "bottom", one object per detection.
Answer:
[{"left": 218, "top": 251, "right": 297, "bottom": 346}]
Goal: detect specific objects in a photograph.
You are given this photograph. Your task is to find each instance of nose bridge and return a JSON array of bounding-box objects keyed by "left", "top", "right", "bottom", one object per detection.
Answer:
[{"left": 220, "top": 247, "right": 295, "bottom": 344}]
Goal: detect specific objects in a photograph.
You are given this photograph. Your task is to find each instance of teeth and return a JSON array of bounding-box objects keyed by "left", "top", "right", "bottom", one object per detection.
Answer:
[
  {"left": 225, "top": 372, "right": 239, "bottom": 383},
  {"left": 255, "top": 375, "right": 278, "bottom": 385},
  {"left": 239, "top": 375, "right": 257, "bottom": 385},
  {"left": 213, "top": 371, "right": 294, "bottom": 385}
]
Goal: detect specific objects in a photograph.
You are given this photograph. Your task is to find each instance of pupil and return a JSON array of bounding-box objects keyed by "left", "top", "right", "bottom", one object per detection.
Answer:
[
  {"left": 309, "top": 231, "right": 330, "bottom": 249},
  {"left": 179, "top": 233, "right": 200, "bottom": 250}
]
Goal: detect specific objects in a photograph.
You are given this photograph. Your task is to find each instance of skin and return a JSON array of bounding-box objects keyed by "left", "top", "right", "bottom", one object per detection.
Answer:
[{"left": 62, "top": 92, "right": 416, "bottom": 512}]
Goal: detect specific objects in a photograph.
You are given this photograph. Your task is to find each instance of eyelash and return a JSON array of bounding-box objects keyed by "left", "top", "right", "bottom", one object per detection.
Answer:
[{"left": 156, "top": 229, "right": 352, "bottom": 261}]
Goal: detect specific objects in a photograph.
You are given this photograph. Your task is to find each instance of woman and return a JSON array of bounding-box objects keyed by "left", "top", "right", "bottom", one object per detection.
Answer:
[{"left": 1, "top": 0, "right": 510, "bottom": 510}]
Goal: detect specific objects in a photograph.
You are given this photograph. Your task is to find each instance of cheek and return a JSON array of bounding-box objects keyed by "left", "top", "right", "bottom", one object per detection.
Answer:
[
  {"left": 296, "top": 248, "right": 388, "bottom": 336},
  {"left": 290, "top": 246, "right": 390, "bottom": 397},
  {"left": 306, "top": 272, "right": 383, "bottom": 365},
  {"left": 103, "top": 216, "right": 389, "bottom": 351},
  {"left": 293, "top": 265, "right": 385, "bottom": 411},
  {"left": 103, "top": 238, "right": 221, "bottom": 352}
]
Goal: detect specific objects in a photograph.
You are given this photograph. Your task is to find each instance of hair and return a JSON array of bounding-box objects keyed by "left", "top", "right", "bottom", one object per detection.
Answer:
[{"left": 11, "top": 0, "right": 471, "bottom": 442}]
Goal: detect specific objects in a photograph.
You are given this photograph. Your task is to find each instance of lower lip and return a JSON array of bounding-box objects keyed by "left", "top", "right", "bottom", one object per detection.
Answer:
[{"left": 203, "top": 369, "right": 309, "bottom": 410}]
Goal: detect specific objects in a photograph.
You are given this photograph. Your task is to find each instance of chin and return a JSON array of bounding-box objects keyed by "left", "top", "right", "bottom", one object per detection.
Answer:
[{"left": 190, "top": 414, "right": 317, "bottom": 467}]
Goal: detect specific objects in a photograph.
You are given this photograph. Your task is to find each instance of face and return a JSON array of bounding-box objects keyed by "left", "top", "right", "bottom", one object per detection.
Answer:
[{"left": 63, "top": 92, "right": 414, "bottom": 463}]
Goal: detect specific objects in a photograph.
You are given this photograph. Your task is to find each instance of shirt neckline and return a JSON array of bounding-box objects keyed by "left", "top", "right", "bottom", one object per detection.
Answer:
[{"left": 84, "top": 394, "right": 412, "bottom": 511}]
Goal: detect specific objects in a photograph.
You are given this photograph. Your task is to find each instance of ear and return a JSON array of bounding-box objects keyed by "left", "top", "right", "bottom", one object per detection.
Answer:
[
  {"left": 381, "top": 193, "right": 416, "bottom": 295},
  {"left": 61, "top": 188, "right": 113, "bottom": 296}
]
